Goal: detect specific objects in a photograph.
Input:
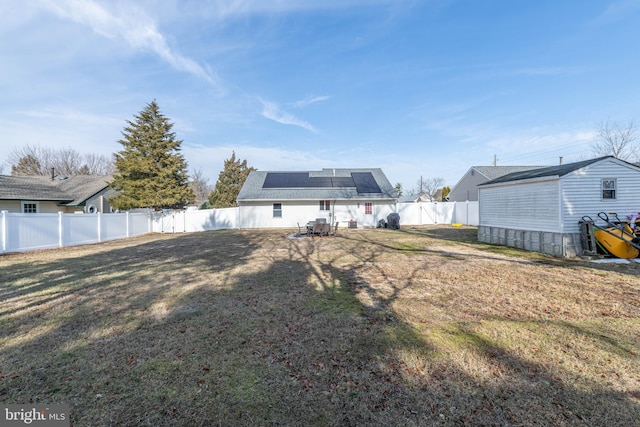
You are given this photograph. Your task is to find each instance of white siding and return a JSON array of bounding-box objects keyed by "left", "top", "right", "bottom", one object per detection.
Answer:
[
  {"left": 479, "top": 179, "right": 562, "bottom": 232},
  {"left": 237, "top": 200, "right": 395, "bottom": 229},
  {"left": 560, "top": 161, "right": 640, "bottom": 233}
]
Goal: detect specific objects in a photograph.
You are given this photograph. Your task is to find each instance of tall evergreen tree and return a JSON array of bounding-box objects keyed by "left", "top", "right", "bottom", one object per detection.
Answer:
[
  {"left": 110, "top": 100, "right": 194, "bottom": 210},
  {"left": 208, "top": 152, "right": 255, "bottom": 208}
]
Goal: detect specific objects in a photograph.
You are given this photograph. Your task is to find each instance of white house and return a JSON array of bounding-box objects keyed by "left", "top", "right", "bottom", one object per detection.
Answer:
[
  {"left": 236, "top": 168, "right": 397, "bottom": 229},
  {"left": 477, "top": 156, "right": 640, "bottom": 257}
]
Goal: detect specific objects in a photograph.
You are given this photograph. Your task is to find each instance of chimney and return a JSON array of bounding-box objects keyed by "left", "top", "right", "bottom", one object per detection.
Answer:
[{"left": 50, "top": 167, "right": 55, "bottom": 180}]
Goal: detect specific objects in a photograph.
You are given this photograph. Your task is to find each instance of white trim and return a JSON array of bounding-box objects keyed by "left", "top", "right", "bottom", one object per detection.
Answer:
[{"left": 21, "top": 200, "right": 39, "bottom": 213}]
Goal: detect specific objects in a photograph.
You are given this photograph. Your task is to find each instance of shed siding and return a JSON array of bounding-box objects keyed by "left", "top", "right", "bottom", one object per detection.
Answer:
[
  {"left": 559, "top": 162, "right": 640, "bottom": 233},
  {"left": 479, "top": 179, "right": 561, "bottom": 232}
]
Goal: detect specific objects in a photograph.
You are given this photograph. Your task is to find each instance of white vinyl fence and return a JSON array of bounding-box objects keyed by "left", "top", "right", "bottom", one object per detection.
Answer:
[
  {"left": 397, "top": 201, "right": 478, "bottom": 226},
  {"left": 1, "top": 202, "right": 478, "bottom": 253},
  {"left": 1, "top": 211, "right": 151, "bottom": 254},
  {"left": 151, "top": 207, "right": 239, "bottom": 233},
  {"left": 151, "top": 202, "right": 479, "bottom": 233}
]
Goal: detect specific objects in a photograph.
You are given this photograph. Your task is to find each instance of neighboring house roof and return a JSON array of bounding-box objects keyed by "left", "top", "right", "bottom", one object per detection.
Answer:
[
  {"left": 479, "top": 156, "right": 625, "bottom": 186},
  {"left": 0, "top": 175, "right": 112, "bottom": 206},
  {"left": 237, "top": 168, "right": 397, "bottom": 201},
  {"left": 397, "top": 195, "right": 420, "bottom": 203},
  {"left": 470, "top": 165, "right": 547, "bottom": 181}
]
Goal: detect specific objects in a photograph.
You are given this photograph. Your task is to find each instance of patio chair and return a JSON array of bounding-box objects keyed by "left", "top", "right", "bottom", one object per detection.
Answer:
[{"left": 311, "top": 223, "right": 323, "bottom": 237}]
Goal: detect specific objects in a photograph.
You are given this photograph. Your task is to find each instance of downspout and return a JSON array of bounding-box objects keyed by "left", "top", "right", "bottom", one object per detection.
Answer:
[{"left": 332, "top": 200, "right": 336, "bottom": 227}]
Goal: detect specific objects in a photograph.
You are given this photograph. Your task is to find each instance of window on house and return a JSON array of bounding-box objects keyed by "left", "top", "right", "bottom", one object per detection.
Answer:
[
  {"left": 602, "top": 178, "right": 616, "bottom": 200},
  {"left": 22, "top": 201, "right": 38, "bottom": 213},
  {"left": 273, "top": 203, "right": 282, "bottom": 218},
  {"left": 364, "top": 202, "right": 372, "bottom": 215},
  {"left": 319, "top": 200, "right": 330, "bottom": 211}
]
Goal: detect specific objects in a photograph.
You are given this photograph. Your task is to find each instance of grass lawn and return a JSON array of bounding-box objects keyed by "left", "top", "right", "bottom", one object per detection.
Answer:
[{"left": 1, "top": 226, "right": 639, "bottom": 426}]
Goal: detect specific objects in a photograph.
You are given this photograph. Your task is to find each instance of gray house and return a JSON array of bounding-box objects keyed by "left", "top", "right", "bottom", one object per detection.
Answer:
[
  {"left": 0, "top": 174, "right": 116, "bottom": 214},
  {"left": 477, "top": 156, "right": 640, "bottom": 257},
  {"left": 236, "top": 168, "right": 397, "bottom": 228},
  {"left": 448, "top": 165, "right": 546, "bottom": 202}
]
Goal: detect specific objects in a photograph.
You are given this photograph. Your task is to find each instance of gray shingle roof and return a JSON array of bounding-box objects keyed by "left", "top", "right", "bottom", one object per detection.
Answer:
[
  {"left": 479, "top": 156, "right": 617, "bottom": 185},
  {"left": 472, "top": 165, "right": 547, "bottom": 180},
  {"left": 237, "top": 168, "right": 397, "bottom": 201},
  {"left": 0, "top": 175, "right": 112, "bottom": 206}
]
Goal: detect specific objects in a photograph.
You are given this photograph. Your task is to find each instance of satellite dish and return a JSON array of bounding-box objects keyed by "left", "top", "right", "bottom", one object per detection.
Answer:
[{"left": 85, "top": 205, "right": 97, "bottom": 214}]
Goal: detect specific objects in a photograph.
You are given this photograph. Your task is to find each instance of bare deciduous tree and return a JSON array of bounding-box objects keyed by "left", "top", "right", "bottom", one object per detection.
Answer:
[
  {"left": 413, "top": 176, "right": 445, "bottom": 202},
  {"left": 189, "top": 168, "right": 213, "bottom": 207},
  {"left": 82, "top": 153, "right": 115, "bottom": 175},
  {"left": 8, "top": 145, "right": 114, "bottom": 176},
  {"left": 591, "top": 119, "right": 639, "bottom": 162}
]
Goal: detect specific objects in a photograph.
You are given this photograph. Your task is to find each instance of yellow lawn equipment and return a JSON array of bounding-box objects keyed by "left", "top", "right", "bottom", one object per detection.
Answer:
[{"left": 583, "top": 212, "right": 640, "bottom": 259}]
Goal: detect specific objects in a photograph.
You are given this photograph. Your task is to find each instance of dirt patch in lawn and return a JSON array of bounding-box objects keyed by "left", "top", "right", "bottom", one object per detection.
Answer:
[{"left": 1, "top": 226, "right": 639, "bottom": 426}]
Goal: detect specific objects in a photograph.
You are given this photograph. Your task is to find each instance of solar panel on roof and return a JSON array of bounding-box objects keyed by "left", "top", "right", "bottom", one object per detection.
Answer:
[
  {"left": 331, "top": 177, "right": 355, "bottom": 187},
  {"left": 308, "top": 177, "right": 333, "bottom": 187},
  {"left": 352, "top": 172, "right": 381, "bottom": 193},
  {"left": 263, "top": 171, "right": 379, "bottom": 191},
  {"left": 263, "top": 172, "right": 309, "bottom": 188}
]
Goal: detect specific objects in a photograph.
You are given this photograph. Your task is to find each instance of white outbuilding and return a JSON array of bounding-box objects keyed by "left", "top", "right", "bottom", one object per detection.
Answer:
[{"left": 477, "top": 156, "right": 640, "bottom": 257}]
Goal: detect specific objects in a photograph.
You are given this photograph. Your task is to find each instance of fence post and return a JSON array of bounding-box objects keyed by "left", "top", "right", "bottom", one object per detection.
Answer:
[
  {"left": 58, "top": 212, "right": 64, "bottom": 248},
  {"left": 97, "top": 212, "right": 102, "bottom": 242},
  {"left": 1, "top": 210, "right": 6, "bottom": 253},
  {"left": 126, "top": 212, "right": 130, "bottom": 238}
]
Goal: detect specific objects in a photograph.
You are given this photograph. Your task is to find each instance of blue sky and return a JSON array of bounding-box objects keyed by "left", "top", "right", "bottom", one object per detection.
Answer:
[{"left": 1, "top": 0, "right": 639, "bottom": 192}]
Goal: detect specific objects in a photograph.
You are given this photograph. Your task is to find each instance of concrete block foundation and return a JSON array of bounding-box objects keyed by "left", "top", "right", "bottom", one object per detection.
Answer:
[{"left": 478, "top": 226, "right": 582, "bottom": 257}]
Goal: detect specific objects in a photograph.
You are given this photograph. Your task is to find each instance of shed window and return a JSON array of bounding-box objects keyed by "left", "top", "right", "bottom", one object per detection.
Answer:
[
  {"left": 22, "top": 201, "right": 38, "bottom": 213},
  {"left": 273, "top": 203, "right": 282, "bottom": 218},
  {"left": 364, "top": 202, "right": 373, "bottom": 215},
  {"left": 319, "top": 200, "right": 330, "bottom": 211},
  {"left": 602, "top": 178, "right": 616, "bottom": 200}
]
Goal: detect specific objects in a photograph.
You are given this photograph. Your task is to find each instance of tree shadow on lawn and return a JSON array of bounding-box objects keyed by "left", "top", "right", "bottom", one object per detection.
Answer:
[
  {"left": 0, "top": 230, "right": 638, "bottom": 426},
  {"left": 367, "top": 226, "right": 640, "bottom": 281}
]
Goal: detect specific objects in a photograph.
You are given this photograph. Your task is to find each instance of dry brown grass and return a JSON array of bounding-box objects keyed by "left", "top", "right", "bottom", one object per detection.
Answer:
[{"left": 1, "top": 226, "right": 639, "bottom": 426}]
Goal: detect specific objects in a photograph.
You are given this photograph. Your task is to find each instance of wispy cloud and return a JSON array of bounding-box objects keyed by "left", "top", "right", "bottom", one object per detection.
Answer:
[
  {"left": 591, "top": 0, "right": 640, "bottom": 26},
  {"left": 259, "top": 98, "right": 317, "bottom": 133},
  {"left": 513, "top": 66, "right": 583, "bottom": 76},
  {"left": 38, "top": 0, "right": 223, "bottom": 92},
  {"left": 293, "top": 95, "right": 330, "bottom": 109},
  {"left": 183, "top": 143, "right": 325, "bottom": 175},
  {"left": 206, "top": 0, "right": 396, "bottom": 20}
]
